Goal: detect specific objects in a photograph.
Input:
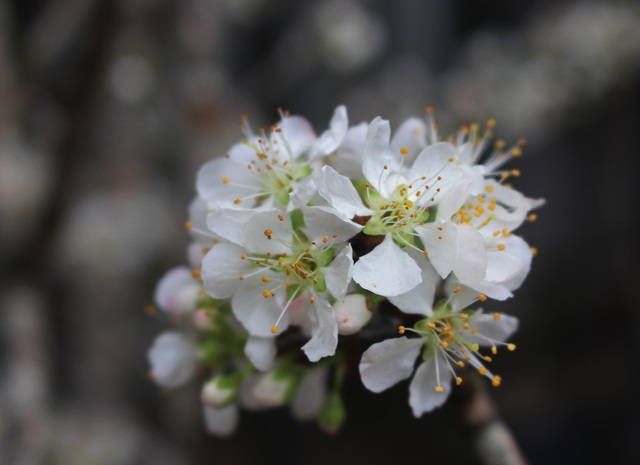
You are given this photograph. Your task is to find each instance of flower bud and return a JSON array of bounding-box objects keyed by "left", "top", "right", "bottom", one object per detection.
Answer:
[
  {"left": 147, "top": 332, "right": 197, "bottom": 389},
  {"left": 334, "top": 294, "right": 371, "bottom": 335},
  {"left": 201, "top": 376, "right": 237, "bottom": 408},
  {"left": 317, "top": 391, "right": 346, "bottom": 435},
  {"left": 193, "top": 309, "right": 215, "bottom": 330},
  {"left": 252, "top": 370, "right": 298, "bottom": 408}
]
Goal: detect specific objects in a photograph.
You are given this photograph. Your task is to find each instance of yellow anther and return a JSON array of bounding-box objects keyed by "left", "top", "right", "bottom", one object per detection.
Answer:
[
  {"left": 423, "top": 250, "right": 429, "bottom": 255},
  {"left": 530, "top": 246, "right": 538, "bottom": 256},
  {"left": 457, "top": 361, "right": 465, "bottom": 368},
  {"left": 463, "top": 323, "right": 470, "bottom": 330},
  {"left": 400, "top": 147, "right": 409, "bottom": 155},
  {"left": 484, "top": 356, "right": 493, "bottom": 362},
  {"left": 528, "top": 214, "right": 538, "bottom": 222},
  {"left": 278, "top": 214, "right": 284, "bottom": 221},
  {"left": 264, "top": 229, "right": 273, "bottom": 237},
  {"left": 383, "top": 165, "right": 388, "bottom": 170},
  {"left": 471, "top": 327, "right": 479, "bottom": 334},
  {"left": 512, "top": 147, "right": 523, "bottom": 157},
  {"left": 479, "top": 366, "right": 487, "bottom": 375},
  {"left": 438, "top": 235, "right": 443, "bottom": 240},
  {"left": 271, "top": 325, "right": 279, "bottom": 334},
  {"left": 365, "top": 183, "right": 371, "bottom": 188},
  {"left": 460, "top": 313, "right": 469, "bottom": 319},
  {"left": 497, "top": 243, "right": 505, "bottom": 251},
  {"left": 507, "top": 344, "right": 516, "bottom": 351},
  {"left": 478, "top": 294, "right": 487, "bottom": 302},
  {"left": 234, "top": 198, "right": 242, "bottom": 204},
  {"left": 491, "top": 346, "right": 497, "bottom": 355},
  {"left": 502, "top": 228, "right": 511, "bottom": 237},
  {"left": 426, "top": 105, "right": 434, "bottom": 114},
  {"left": 492, "top": 376, "right": 502, "bottom": 387},
  {"left": 309, "top": 296, "right": 315, "bottom": 303},
  {"left": 192, "top": 269, "right": 202, "bottom": 279},
  {"left": 493, "top": 312, "right": 501, "bottom": 320},
  {"left": 428, "top": 322, "right": 436, "bottom": 329},
  {"left": 184, "top": 221, "right": 193, "bottom": 231},
  {"left": 261, "top": 276, "right": 270, "bottom": 283},
  {"left": 441, "top": 341, "right": 449, "bottom": 349},
  {"left": 456, "top": 377, "right": 463, "bottom": 385},
  {"left": 262, "top": 290, "right": 271, "bottom": 298},
  {"left": 493, "top": 230, "right": 501, "bottom": 237},
  {"left": 398, "top": 326, "right": 405, "bottom": 334},
  {"left": 240, "top": 255, "right": 246, "bottom": 260},
  {"left": 471, "top": 343, "right": 479, "bottom": 352},
  {"left": 511, "top": 169, "right": 521, "bottom": 177},
  {"left": 239, "top": 276, "right": 244, "bottom": 280},
  {"left": 486, "top": 119, "right": 496, "bottom": 128},
  {"left": 453, "top": 287, "right": 461, "bottom": 294},
  {"left": 435, "top": 386, "right": 444, "bottom": 393},
  {"left": 437, "top": 176, "right": 442, "bottom": 181},
  {"left": 486, "top": 185, "right": 494, "bottom": 193},
  {"left": 145, "top": 304, "right": 156, "bottom": 315},
  {"left": 448, "top": 157, "right": 454, "bottom": 163},
  {"left": 223, "top": 177, "right": 230, "bottom": 184},
  {"left": 322, "top": 235, "right": 328, "bottom": 243}
]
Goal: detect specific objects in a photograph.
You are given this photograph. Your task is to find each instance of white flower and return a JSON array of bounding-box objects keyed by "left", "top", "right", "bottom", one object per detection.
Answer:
[
  {"left": 201, "top": 206, "right": 362, "bottom": 361},
  {"left": 333, "top": 293, "right": 371, "bottom": 335},
  {"left": 252, "top": 370, "right": 298, "bottom": 408},
  {"left": 153, "top": 267, "right": 202, "bottom": 315},
  {"left": 147, "top": 332, "right": 198, "bottom": 389},
  {"left": 291, "top": 367, "right": 329, "bottom": 420},
  {"left": 359, "top": 299, "right": 518, "bottom": 417},
  {"left": 196, "top": 106, "right": 348, "bottom": 211},
  {"left": 203, "top": 404, "right": 239, "bottom": 438}
]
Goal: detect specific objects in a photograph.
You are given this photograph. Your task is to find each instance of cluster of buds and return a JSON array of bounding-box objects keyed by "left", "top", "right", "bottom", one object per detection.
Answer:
[{"left": 146, "top": 105, "right": 542, "bottom": 435}]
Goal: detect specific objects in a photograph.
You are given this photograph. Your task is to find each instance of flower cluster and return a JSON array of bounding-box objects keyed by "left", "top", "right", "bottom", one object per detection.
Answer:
[{"left": 146, "top": 106, "right": 542, "bottom": 435}]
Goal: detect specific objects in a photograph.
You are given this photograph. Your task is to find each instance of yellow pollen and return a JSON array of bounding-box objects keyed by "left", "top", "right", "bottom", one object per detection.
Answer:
[
  {"left": 400, "top": 147, "right": 409, "bottom": 155},
  {"left": 486, "top": 185, "right": 494, "bottom": 193},
  {"left": 448, "top": 157, "right": 454, "bottom": 163},
  {"left": 264, "top": 229, "right": 273, "bottom": 236},
  {"left": 398, "top": 326, "right": 405, "bottom": 334},
  {"left": 529, "top": 214, "right": 538, "bottom": 222},
  {"left": 500, "top": 172, "right": 510, "bottom": 180},
  {"left": 497, "top": 243, "right": 505, "bottom": 251},
  {"left": 192, "top": 269, "right": 202, "bottom": 279},
  {"left": 484, "top": 356, "right": 493, "bottom": 362},
  {"left": 309, "top": 296, "right": 315, "bottom": 303},
  {"left": 322, "top": 235, "right": 328, "bottom": 243},
  {"left": 492, "top": 376, "right": 502, "bottom": 387},
  {"left": 493, "top": 312, "right": 501, "bottom": 320},
  {"left": 435, "top": 386, "right": 444, "bottom": 393},
  {"left": 511, "top": 169, "right": 521, "bottom": 177},
  {"left": 512, "top": 147, "right": 523, "bottom": 157},
  {"left": 478, "top": 294, "right": 487, "bottom": 302},
  {"left": 271, "top": 325, "right": 279, "bottom": 334},
  {"left": 491, "top": 346, "right": 497, "bottom": 355},
  {"left": 508, "top": 344, "right": 516, "bottom": 351},
  {"left": 184, "top": 221, "right": 193, "bottom": 231},
  {"left": 463, "top": 323, "right": 470, "bottom": 330},
  {"left": 438, "top": 235, "right": 443, "bottom": 240},
  {"left": 223, "top": 177, "right": 230, "bottom": 184},
  {"left": 453, "top": 287, "right": 461, "bottom": 294},
  {"left": 457, "top": 361, "right": 465, "bottom": 368},
  {"left": 278, "top": 214, "right": 284, "bottom": 221},
  {"left": 234, "top": 199, "right": 242, "bottom": 204},
  {"left": 423, "top": 250, "right": 429, "bottom": 255},
  {"left": 479, "top": 366, "right": 487, "bottom": 375},
  {"left": 456, "top": 377, "right": 463, "bottom": 385},
  {"left": 262, "top": 290, "right": 271, "bottom": 298},
  {"left": 428, "top": 322, "right": 436, "bottom": 329},
  {"left": 261, "top": 276, "right": 270, "bottom": 283}
]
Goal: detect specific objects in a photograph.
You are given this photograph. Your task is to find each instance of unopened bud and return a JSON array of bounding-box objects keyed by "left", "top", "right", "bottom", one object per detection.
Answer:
[
  {"left": 252, "top": 370, "right": 297, "bottom": 408},
  {"left": 201, "top": 376, "right": 237, "bottom": 408},
  {"left": 317, "top": 392, "right": 346, "bottom": 435}
]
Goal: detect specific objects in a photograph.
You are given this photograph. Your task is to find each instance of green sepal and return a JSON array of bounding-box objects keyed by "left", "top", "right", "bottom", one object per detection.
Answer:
[
  {"left": 290, "top": 208, "right": 305, "bottom": 229},
  {"left": 313, "top": 272, "right": 327, "bottom": 293},
  {"left": 363, "top": 220, "right": 386, "bottom": 236},
  {"left": 421, "top": 342, "right": 436, "bottom": 361},
  {"left": 317, "top": 247, "right": 336, "bottom": 267},
  {"left": 317, "top": 391, "right": 346, "bottom": 434},
  {"left": 275, "top": 189, "right": 291, "bottom": 205}
]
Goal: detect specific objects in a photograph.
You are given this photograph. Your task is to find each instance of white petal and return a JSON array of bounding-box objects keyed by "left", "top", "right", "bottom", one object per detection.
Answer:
[
  {"left": 244, "top": 336, "right": 277, "bottom": 371},
  {"left": 154, "top": 267, "right": 196, "bottom": 314},
  {"left": 275, "top": 115, "right": 316, "bottom": 160},
  {"left": 408, "top": 352, "right": 453, "bottom": 416},
  {"left": 291, "top": 367, "right": 329, "bottom": 420},
  {"left": 289, "top": 174, "right": 321, "bottom": 210},
  {"left": 466, "top": 311, "right": 519, "bottom": 346},
  {"left": 302, "top": 295, "right": 338, "bottom": 362},
  {"left": 314, "top": 165, "right": 372, "bottom": 218},
  {"left": 232, "top": 275, "right": 289, "bottom": 337},
  {"left": 409, "top": 142, "right": 457, "bottom": 194},
  {"left": 201, "top": 242, "right": 249, "bottom": 299},
  {"left": 309, "top": 105, "right": 348, "bottom": 159},
  {"left": 334, "top": 293, "right": 372, "bottom": 335},
  {"left": 302, "top": 206, "right": 363, "bottom": 244},
  {"left": 147, "top": 332, "right": 197, "bottom": 389},
  {"left": 187, "top": 196, "right": 215, "bottom": 244},
  {"left": 416, "top": 220, "right": 457, "bottom": 279},
  {"left": 434, "top": 180, "right": 473, "bottom": 219},
  {"left": 196, "top": 157, "right": 260, "bottom": 208},
  {"left": 353, "top": 234, "right": 422, "bottom": 296},
  {"left": 388, "top": 249, "right": 440, "bottom": 316},
  {"left": 485, "top": 235, "right": 532, "bottom": 289},
  {"left": 390, "top": 117, "right": 426, "bottom": 163},
  {"left": 203, "top": 404, "right": 239, "bottom": 438},
  {"left": 333, "top": 122, "right": 368, "bottom": 178},
  {"left": 453, "top": 223, "right": 488, "bottom": 284},
  {"left": 359, "top": 337, "right": 423, "bottom": 393},
  {"left": 362, "top": 117, "right": 393, "bottom": 193},
  {"left": 324, "top": 244, "right": 354, "bottom": 300},
  {"left": 207, "top": 208, "right": 292, "bottom": 255}
]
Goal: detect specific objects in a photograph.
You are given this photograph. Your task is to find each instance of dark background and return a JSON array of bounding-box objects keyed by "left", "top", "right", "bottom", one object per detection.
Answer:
[{"left": 1, "top": 0, "right": 639, "bottom": 464}]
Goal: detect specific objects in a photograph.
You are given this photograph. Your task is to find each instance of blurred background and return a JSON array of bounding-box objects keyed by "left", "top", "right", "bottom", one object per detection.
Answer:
[{"left": 1, "top": 0, "right": 639, "bottom": 464}]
